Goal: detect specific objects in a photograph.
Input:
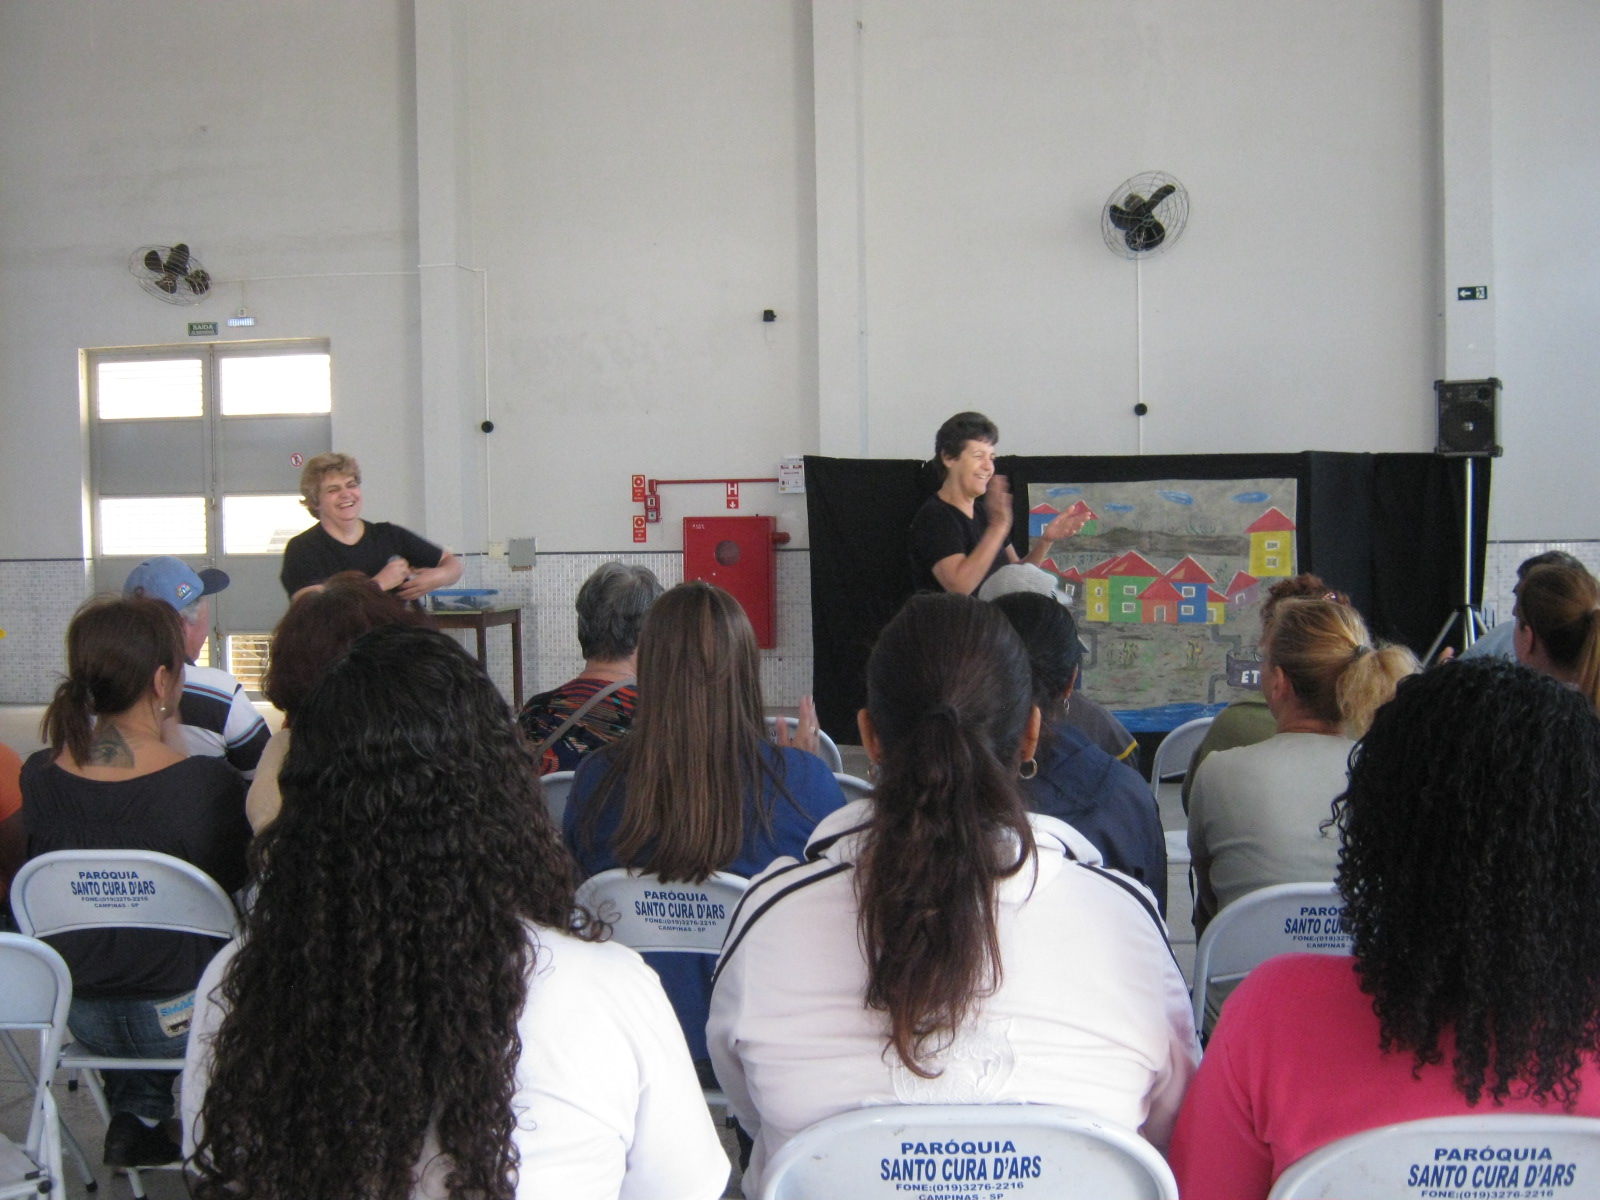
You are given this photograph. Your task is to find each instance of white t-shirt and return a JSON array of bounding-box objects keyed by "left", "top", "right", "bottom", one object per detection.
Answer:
[
  {"left": 184, "top": 926, "right": 729, "bottom": 1200},
  {"left": 708, "top": 801, "right": 1199, "bottom": 1195}
]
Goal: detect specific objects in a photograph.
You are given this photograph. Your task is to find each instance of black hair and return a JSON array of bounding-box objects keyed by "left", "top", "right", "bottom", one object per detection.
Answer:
[
  {"left": 1334, "top": 657, "right": 1600, "bottom": 1106},
  {"left": 857, "top": 593, "right": 1036, "bottom": 1075},
  {"left": 932, "top": 411, "right": 1000, "bottom": 481},
  {"left": 190, "top": 625, "right": 589, "bottom": 1200},
  {"left": 990, "top": 591, "right": 1081, "bottom": 724}
]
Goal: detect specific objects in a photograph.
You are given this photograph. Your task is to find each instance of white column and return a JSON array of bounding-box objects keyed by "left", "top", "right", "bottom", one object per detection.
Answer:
[{"left": 1441, "top": 0, "right": 1496, "bottom": 380}]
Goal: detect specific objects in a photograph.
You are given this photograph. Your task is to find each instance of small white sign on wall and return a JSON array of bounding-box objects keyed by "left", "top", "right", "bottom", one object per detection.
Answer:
[{"left": 778, "top": 456, "right": 806, "bottom": 494}]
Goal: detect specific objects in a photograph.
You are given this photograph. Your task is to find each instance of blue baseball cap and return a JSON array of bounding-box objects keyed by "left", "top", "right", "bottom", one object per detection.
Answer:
[{"left": 123, "top": 556, "right": 230, "bottom": 610}]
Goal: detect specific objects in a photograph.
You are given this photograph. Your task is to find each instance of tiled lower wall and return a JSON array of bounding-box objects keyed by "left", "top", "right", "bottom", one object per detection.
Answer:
[
  {"left": 3, "top": 540, "right": 1585, "bottom": 707},
  {"left": 0, "top": 551, "right": 815, "bottom": 709}
]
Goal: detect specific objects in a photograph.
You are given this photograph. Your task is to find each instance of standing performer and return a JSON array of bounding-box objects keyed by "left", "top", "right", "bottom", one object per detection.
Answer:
[{"left": 909, "top": 411, "right": 1087, "bottom": 594}]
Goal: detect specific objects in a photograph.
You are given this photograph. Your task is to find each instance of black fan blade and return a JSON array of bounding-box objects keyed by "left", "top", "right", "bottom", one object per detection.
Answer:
[
  {"left": 163, "top": 243, "right": 190, "bottom": 274},
  {"left": 1145, "top": 183, "right": 1177, "bottom": 209},
  {"left": 156, "top": 273, "right": 178, "bottom": 294},
  {"left": 143, "top": 250, "right": 162, "bottom": 273},
  {"left": 1109, "top": 203, "right": 1140, "bottom": 231},
  {"left": 185, "top": 269, "right": 210, "bottom": 296}
]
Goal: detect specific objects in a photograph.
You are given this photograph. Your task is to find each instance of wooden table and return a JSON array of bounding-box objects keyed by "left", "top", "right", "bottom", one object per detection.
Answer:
[{"left": 432, "top": 607, "right": 523, "bottom": 707}]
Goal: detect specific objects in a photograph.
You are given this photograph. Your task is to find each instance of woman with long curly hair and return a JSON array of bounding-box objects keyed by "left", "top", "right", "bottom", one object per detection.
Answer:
[
  {"left": 181, "top": 625, "right": 728, "bottom": 1200},
  {"left": 566, "top": 580, "right": 845, "bottom": 1078},
  {"left": 1187, "top": 597, "right": 1416, "bottom": 939},
  {"left": 709, "top": 593, "right": 1197, "bottom": 1196},
  {"left": 1171, "top": 657, "right": 1600, "bottom": 1199},
  {"left": 1513, "top": 561, "right": 1600, "bottom": 711}
]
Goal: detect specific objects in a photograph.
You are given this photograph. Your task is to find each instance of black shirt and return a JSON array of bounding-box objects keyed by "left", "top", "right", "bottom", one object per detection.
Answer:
[
  {"left": 279, "top": 520, "right": 445, "bottom": 597},
  {"left": 20, "top": 753, "right": 250, "bottom": 999},
  {"left": 908, "top": 494, "right": 1006, "bottom": 593}
]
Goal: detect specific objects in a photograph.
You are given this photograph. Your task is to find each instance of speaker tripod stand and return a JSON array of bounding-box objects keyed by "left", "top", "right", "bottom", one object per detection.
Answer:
[{"left": 1423, "top": 452, "right": 1490, "bottom": 666}]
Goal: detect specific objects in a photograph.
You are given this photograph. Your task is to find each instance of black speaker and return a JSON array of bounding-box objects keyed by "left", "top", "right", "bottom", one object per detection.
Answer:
[{"left": 1434, "top": 378, "right": 1502, "bottom": 457}]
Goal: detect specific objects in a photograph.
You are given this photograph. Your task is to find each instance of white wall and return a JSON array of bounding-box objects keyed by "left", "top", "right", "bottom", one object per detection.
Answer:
[
  {"left": 0, "top": 0, "right": 421, "bottom": 559},
  {"left": 1488, "top": 0, "right": 1600, "bottom": 540},
  {"left": 0, "top": 0, "right": 1595, "bottom": 568}
]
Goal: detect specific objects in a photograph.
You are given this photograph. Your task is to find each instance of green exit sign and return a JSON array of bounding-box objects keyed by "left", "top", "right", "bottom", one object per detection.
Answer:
[{"left": 188, "top": 321, "right": 218, "bottom": 336}]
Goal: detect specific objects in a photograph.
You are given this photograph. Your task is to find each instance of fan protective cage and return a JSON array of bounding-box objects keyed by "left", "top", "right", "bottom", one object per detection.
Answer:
[
  {"left": 1101, "top": 172, "right": 1190, "bottom": 260},
  {"left": 128, "top": 244, "right": 211, "bottom": 306}
]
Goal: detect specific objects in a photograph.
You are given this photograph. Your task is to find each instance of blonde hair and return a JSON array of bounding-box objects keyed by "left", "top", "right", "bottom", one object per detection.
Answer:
[
  {"left": 1268, "top": 598, "right": 1418, "bottom": 737},
  {"left": 298, "top": 452, "right": 360, "bottom": 516},
  {"left": 1516, "top": 564, "right": 1600, "bottom": 711}
]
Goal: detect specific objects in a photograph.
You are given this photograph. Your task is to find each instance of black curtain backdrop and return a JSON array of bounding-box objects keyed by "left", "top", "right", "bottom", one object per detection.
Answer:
[{"left": 805, "top": 452, "right": 1490, "bottom": 744}]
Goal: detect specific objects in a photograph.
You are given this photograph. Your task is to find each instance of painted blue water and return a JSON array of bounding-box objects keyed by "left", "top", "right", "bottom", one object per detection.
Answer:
[{"left": 1111, "top": 701, "right": 1231, "bottom": 733}]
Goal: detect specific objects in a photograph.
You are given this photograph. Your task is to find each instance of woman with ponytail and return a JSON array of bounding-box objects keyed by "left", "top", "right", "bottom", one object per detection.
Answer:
[
  {"left": 1513, "top": 562, "right": 1600, "bottom": 711},
  {"left": 1187, "top": 598, "right": 1417, "bottom": 942},
  {"left": 709, "top": 593, "right": 1197, "bottom": 1196},
  {"left": 21, "top": 595, "right": 249, "bottom": 1167}
]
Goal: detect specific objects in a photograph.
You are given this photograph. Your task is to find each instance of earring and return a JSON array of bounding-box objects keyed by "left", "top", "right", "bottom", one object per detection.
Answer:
[
  {"left": 867, "top": 761, "right": 879, "bottom": 783},
  {"left": 1018, "top": 758, "right": 1038, "bottom": 780}
]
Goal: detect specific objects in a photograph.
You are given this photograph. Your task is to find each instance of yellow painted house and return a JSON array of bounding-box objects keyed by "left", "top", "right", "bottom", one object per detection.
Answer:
[{"left": 1245, "top": 507, "right": 1296, "bottom": 578}]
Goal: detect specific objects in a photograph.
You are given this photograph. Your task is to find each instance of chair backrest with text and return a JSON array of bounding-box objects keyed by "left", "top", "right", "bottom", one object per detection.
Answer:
[
  {"left": 541, "top": 770, "right": 576, "bottom": 828},
  {"left": 1191, "top": 881, "right": 1349, "bottom": 1031},
  {"left": 1268, "top": 1114, "right": 1600, "bottom": 1199},
  {"left": 758, "top": 1104, "right": 1177, "bottom": 1200},
  {"left": 575, "top": 868, "right": 749, "bottom": 954},
  {"left": 10, "top": 850, "right": 240, "bottom": 942}
]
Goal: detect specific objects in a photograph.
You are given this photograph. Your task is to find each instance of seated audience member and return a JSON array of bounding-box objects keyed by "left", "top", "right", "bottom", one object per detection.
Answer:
[
  {"left": 279, "top": 451, "right": 463, "bottom": 601},
  {"left": 709, "top": 594, "right": 1198, "bottom": 1195},
  {"left": 22, "top": 596, "right": 249, "bottom": 1167},
  {"left": 0, "top": 741, "right": 22, "bottom": 924},
  {"left": 182, "top": 626, "right": 727, "bottom": 1200},
  {"left": 124, "top": 556, "right": 270, "bottom": 780},
  {"left": 518, "top": 561, "right": 663, "bottom": 774},
  {"left": 991, "top": 590, "right": 1167, "bottom": 913},
  {"left": 1187, "top": 598, "right": 1415, "bottom": 938},
  {"left": 1181, "top": 573, "right": 1349, "bottom": 812},
  {"left": 566, "top": 581, "right": 846, "bottom": 1078},
  {"left": 1512, "top": 561, "right": 1600, "bottom": 711},
  {"left": 1461, "top": 550, "right": 1587, "bottom": 660},
  {"left": 910, "top": 411, "right": 1088, "bottom": 595},
  {"left": 980, "top": 564, "right": 1137, "bottom": 761},
  {"left": 1171, "top": 658, "right": 1600, "bottom": 1200},
  {"left": 248, "top": 572, "right": 433, "bottom": 832}
]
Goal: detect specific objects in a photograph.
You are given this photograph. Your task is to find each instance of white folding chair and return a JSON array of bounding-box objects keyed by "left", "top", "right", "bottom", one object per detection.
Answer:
[
  {"left": 10, "top": 850, "right": 241, "bottom": 1198},
  {"left": 1269, "top": 1113, "right": 1600, "bottom": 1198},
  {"left": 1190, "top": 881, "right": 1348, "bottom": 1032},
  {"left": 766, "top": 717, "right": 844, "bottom": 773},
  {"left": 541, "top": 769, "right": 576, "bottom": 828},
  {"left": 832, "top": 773, "right": 873, "bottom": 801},
  {"left": 0, "top": 934, "right": 71, "bottom": 1200},
  {"left": 1148, "top": 716, "right": 1213, "bottom": 798},
  {"left": 758, "top": 1104, "right": 1177, "bottom": 1200},
  {"left": 575, "top": 868, "right": 750, "bottom": 1113}
]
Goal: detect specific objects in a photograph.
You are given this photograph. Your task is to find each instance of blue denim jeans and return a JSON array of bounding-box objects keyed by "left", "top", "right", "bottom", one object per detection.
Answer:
[{"left": 67, "top": 992, "right": 193, "bottom": 1121}]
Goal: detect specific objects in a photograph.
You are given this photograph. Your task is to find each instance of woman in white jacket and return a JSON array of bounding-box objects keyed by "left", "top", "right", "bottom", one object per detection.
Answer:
[{"left": 708, "top": 593, "right": 1198, "bottom": 1194}]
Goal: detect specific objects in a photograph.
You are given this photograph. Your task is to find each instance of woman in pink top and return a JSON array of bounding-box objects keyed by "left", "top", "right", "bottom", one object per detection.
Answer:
[{"left": 1171, "top": 657, "right": 1600, "bottom": 1199}]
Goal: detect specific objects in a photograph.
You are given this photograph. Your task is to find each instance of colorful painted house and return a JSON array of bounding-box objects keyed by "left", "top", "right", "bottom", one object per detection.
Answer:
[
  {"left": 1056, "top": 564, "right": 1082, "bottom": 606},
  {"left": 1164, "top": 555, "right": 1219, "bottom": 624},
  {"left": 1138, "top": 577, "right": 1184, "bottom": 624},
  {"left": 1225, "top": 570, "right": 1261, "bottom": 609},
  {"left": 1206, "top": 587, "right": 1229, "bottom": 623},
  {"left": 1107, "top": 552, "right": 1161, "bottom": 624},
  {"left": 1081, "top": 557, "right": 1118, "bottom": 622},
  {"left": 1029, "top": 499, "right": 1100, "bottom": 538},
  {"left": 1246, "top": 507, "right": 1296, "bottom": 578}
]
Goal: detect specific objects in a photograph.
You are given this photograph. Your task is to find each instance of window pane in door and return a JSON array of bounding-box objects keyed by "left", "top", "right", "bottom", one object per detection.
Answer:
[
  {"left": 219, "top": 354, "right": 332, "bottom": 415},
  {"left": 223, "top": 495, "right": 313, "bottom": 554},
  {"left": 227, "top": 635, "right": 272, "bottom": 693},
  {"left": 99, "top": 496, "right": 207, "bottom": 556},
  {"left": 97, "top": 360, "right": 203, "bottom": 420}
]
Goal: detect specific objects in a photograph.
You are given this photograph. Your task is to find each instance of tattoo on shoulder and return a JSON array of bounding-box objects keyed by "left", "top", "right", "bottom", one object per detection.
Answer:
[{"left": 87, "top": 723, "right": 136, "bottom": 768}]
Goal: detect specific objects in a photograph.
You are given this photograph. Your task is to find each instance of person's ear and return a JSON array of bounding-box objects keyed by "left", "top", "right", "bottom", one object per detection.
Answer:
[
  {"left": 857, "top": 709, "right": 881, "bottom": 764},
  {"left": 1018, "top": 705, "right": 1042, "bottom": 763}
]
